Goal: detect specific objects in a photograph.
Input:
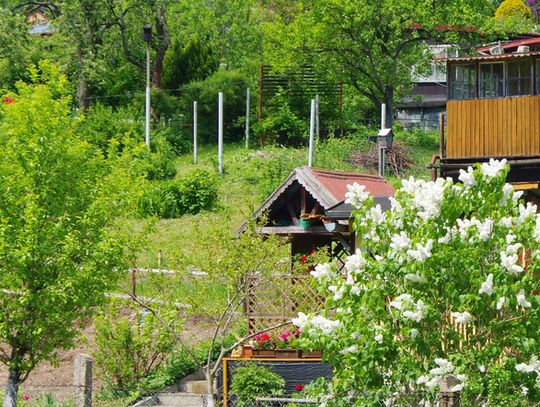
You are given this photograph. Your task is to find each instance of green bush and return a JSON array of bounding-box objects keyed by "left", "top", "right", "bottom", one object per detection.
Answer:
[
  {"left": 138, "top": 169, "right": 218, "bottom": 218},
  {"left": 230, "top": 363, "right": 285, "bottom": 407},
  {"left": 178, "top": 69, "right": 252, "bottom": 144},
  {"left": 77, "top": 103, "right": 143, "bottom": 154},
  {"left": 93, "top": 301, "right": 179, "bottom": 392},
  {"left": 253, "top": 94, "right": 307, "bottom": 146},
  {"left": 394, "top": 127, "right": 439, "bottom": 149}
]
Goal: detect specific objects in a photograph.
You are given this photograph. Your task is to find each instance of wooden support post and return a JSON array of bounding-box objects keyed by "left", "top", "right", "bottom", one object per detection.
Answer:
[
  {"left": 73, "top": 354, "right": 92, "bottom": 407},
  {"left": 439, "top": 113, "right": 445, "bottom": 159},
  {"left": 439, "top": 375, "right": 461, "bottom": 407}
]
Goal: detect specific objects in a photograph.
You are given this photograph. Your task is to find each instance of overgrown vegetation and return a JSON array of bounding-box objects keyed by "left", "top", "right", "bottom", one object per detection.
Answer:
[{"left": 230, "top": 364, "right": 286, "bottom": 407}]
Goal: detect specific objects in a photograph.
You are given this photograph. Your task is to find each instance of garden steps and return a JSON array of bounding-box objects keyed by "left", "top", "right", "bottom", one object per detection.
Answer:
[{"left": 154, "top": 392, "right": 204, "bottom": 407}]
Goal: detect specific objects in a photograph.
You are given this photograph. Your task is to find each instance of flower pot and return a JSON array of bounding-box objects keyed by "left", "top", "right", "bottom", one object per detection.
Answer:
[
  {"left": 302, "top": 350, "right": 323, "bottom": 358},
  {"left": 242, "top": 345, "right": 253, "bottom": 358},
  {"left": 253, "top": 349, "right": 276, "bottom": 358},
  {"left": 298, "top": 218, "right": 315, "bottom": 229},
  {"left": 275, "top": 349, "right": 299, "bottom": 358}
]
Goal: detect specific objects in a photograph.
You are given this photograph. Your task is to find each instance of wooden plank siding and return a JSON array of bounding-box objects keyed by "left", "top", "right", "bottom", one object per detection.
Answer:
[{"left": 446, "top": 96, "right": 540, "bottom": 158}]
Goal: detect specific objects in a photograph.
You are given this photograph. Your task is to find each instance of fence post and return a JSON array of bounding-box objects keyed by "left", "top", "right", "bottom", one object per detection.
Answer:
[
  {"left": 439, "top": 375, "right": 461, "bottom": 407},
  {"left": 73, "top": 353, "right": 92, "bottom": 407}
]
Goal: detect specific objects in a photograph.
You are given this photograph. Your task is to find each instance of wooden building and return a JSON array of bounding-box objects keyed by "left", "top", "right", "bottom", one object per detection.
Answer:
[
  {"left": 437, "top": 45, "right": 540, "bottom": 190},
  {"left": 239, "top": 166, "right": 394, "bottom": 333}
]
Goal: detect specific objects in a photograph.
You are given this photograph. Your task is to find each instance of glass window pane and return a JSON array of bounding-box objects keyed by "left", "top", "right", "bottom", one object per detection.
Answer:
[
  {"left": 449, "top": 64, "right": 476, "bottom": 99},
  {"left": 480, "top": 63, "right": 504, "bottom": 98},
  {"left": 507, "top": 61, "right": 531, "bottom": 96}
]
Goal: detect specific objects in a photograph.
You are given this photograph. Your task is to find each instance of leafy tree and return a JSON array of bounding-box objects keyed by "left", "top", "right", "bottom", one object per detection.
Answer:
[
  {"left": 496, "top": 0, "right": 535, "bottom": 20},
  {"left": 264, "top": 0, "right": 494, "bottom": 127},
  {"left": 294, "top": 160, "right": 540, "bottom": 404},
  {"left": 0, "top": 63, "right": 141, "bottom": 407}
]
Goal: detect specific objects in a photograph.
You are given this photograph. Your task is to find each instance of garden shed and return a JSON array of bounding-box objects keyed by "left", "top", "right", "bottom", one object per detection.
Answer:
[{"left": 239, "top": 166, "right": 394, "bottom": 333}]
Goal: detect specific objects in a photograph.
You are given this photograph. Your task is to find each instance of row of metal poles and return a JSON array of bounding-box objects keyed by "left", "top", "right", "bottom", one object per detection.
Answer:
[{"left": 191, "top": 90, "right": 321, "bottom": 175}]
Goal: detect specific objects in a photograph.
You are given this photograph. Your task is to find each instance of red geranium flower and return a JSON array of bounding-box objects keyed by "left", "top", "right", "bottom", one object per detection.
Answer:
[
  {"left": 3, "top": 96, "right": 14, "bottom": 104},
  {"left": 22, "top": 394, "right": 29, "bottom": 401},
  {"left": 294, "top": 384, "right": 304, "bottom": 392}
]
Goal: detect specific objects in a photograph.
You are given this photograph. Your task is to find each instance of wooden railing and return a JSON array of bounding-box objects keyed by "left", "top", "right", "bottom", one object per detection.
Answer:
[{"left": 446, "top": 96, "right": 540, "bottom": 159}]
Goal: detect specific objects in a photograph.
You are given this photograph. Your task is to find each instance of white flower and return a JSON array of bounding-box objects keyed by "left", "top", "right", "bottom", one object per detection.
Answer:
[
  {"left": 517, "top": 289, "right": 532, "bottom": 308},
  {"left": 478, "top": 274, "right": 494, "bottom": 296},
  {"left": 410, "top": 328, "right": 419, "bottom": 339},
  {"left": 369, "top": 204, "right": 385, "bottom": 224},
  {"left": 344, "top": 249, "right": 366, "bottom": 275},
  {"left": 374, "top": 333, "right": 383, "bottom": 344},
  {"left": 390, "top": 232, "right": 411, "bottom": 251},
  {"left": 405, "top": 273, "right": 425, "bottom": 283},
  {"left": 403, "top": 310, "right": 424, "bottom": 322},
  {"left": 480, "top": 158, "right": 507, "bottom": 178},
  {"left": 451, "top": 383, "right": 465, "bottom": 392},
  {"left": 515, "top": 356, "right": 540, "bottom": 373},
  {"left": 478, "top": 365, "right": 486, "bottom": 373},
  {"left": 339, "top": 345, "right": 358, "bottom": 354},
  {"left": 506, "top": 242, "right": 522, "bottom": 255},
  {"left": 506, "top": 233, "right": 517, "bottom": 244},
  {"left": 438, "top": 227, "right": 454, "bottom": 244},
  {"left": 345, "top": 182, "right": 370, "bottom": 209},
  {"left": 496, "top": 296, "right": 506, "bottom": 310},
  {"left": 513, "top": 190, "right": 524, "bottom": 201},
  {"left": 458, "top": 166, "right": 476, "bottom": 187},
  {"left": 430, "top": 358, "right": 454, "bottom": 376},
  {"left": 477, "top": 218, "right": 493, "bottom": 241},
  {"left": 310, "top": 263, "right": 332, "bottom": 280},
  {"left": 389, "top": 294, "right": 412, "bottom": 311},
  {"left": 522, "top": 386, "right": 529, "bottom": 396},
  {"left": 500, "top": 216, "right": 513, "bottom": 228},
  {"left": 535, "top": 215, "right": 540, "bottom": 243},
  {"left": 407, "top": 239, "right": 433, "bottom": 262},
  {"left": 292, "top": 312, "right": 309, "bottom": 329},
  {"left": 452, "top": 311, "right": 472, "bottom": 325},
  {"left": 517, "top": 202, "right": 537, "bottom": 225},
  {"left": 310, "top": 315, "right": 341, "bottom": 334},
  {"left": 416, "top": 375, "right": 428, "bottom": 385},
  {"left": 500, "top": 252, "right": 523, "bottom": 275},
  {"left": 328, "top": 285, "right": 345, "bottom": 301},
  {"left": 502, "top": 183, "right": 514, "bottom": 203},
  {"left": 350, "top": 285, "right": 362, "bottom": 296}
]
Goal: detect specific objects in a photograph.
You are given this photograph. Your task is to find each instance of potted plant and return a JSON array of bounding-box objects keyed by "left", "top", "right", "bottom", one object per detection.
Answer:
[
  {"left": 252, "top": 332, "right": 276, "bottom": 358},
  {"left": 292, "top": 251, "right": 317, "bottom": 272},
  {"left": 274, "top": 330, "right": 300, "bottom": 358}
]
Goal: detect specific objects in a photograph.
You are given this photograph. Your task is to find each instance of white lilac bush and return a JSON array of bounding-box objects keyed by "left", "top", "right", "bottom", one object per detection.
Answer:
[{"left": 294, "top": 160, "right": 540, "bottom": 405}]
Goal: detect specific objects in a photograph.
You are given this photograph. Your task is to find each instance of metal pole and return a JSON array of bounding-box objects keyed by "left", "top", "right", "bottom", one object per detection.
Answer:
[
  {"left": 218, "top": 92, "right": 224, "bottom": 175},
  {"left": 245, "top": 87, "right": 250, "bottom": 148},
  {"left": 315, "top": 94, "right": 320, "bottom": 137},
  {"left": 193, "top": 101, "right": 198, "bottom": 165},
  {"left": 308, "top": 99, "right": 315, "bottom": 167},
  {"left": 379, "top": 103, "right": 386, "bottom": 177},
  {"left": 145, "top": 42, "right": 151, "bottom": 147}
]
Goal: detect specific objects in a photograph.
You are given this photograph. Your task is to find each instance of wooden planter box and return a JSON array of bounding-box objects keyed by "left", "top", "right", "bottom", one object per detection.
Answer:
[
  {"left": 274, "top": 349, "right": 300, "bottom": 358},
  {"left": 302, "top": 350, "right": 323, "bottom": 358},
  {"left": 253, "top": 349, "right": 276, "bottom": 358}
]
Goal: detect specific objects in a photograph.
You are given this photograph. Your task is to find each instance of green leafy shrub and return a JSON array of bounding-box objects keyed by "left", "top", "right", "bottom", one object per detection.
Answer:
[
  {"left": 77, "top": 103, "right": 143, "bottom": 154},
  {"left": 394, "top": 127, "right": 439, "bottom": 149},
  {"left": 230, "top": 364, "right": 286, "bottom": 407},
  {"left": 178, "top": 69, "right": 252, "bottom": 144},
  {"left": 138, "top": 169, "right": 218, "bottom": 218},
  {"left": 93, "top": 301, "right": 180, "bottom": 392},
  {"left": 254, "top": 94, "right": 307, "bottom": 146}
]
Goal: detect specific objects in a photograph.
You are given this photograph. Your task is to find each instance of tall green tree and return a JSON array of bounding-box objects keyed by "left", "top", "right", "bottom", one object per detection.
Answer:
[
  {"left": 264, "top": 0, "right": 494, "bottom": 127},
  {"left": 0, "top": 63, "right": 140, "bottom": 407}
]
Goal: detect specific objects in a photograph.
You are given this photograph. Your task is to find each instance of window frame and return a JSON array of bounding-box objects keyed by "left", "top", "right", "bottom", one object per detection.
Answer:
[{"left": 479, "top": 61, "right": 505, "bottom": 99}]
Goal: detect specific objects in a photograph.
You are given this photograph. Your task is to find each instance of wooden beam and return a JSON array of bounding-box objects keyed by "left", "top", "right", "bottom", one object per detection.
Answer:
[
  {"left": 286, "top": 201, "right": 299, "bottom": 226},
  {"left": 512, "top": 182, "right": 539, "bottom": 191}
]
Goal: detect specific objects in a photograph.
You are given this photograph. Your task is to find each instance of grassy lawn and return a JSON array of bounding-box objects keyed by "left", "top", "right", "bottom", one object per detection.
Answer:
[{"left": 125, "top": 133, "right": 438, "bottom": 299}]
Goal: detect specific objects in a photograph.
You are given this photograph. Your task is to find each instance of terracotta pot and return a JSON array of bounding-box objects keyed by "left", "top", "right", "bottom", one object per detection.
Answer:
[
  {"left": 275, "top": 349, "right": 299, "bottom": 358},
  {"left": 253, "top": 349, "right": 276, "bottom": 358},
  {"left": 303, "top": 350, "right": 323, "bottom": 358},
  {"left": 242, "top": 345, "right": 253, "bottom": 358}
]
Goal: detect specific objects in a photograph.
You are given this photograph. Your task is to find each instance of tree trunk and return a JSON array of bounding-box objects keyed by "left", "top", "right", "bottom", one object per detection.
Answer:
[
  {"left": 3, "top": 368, "right": 21, "bottom": 407},
  {"left": 384, "top": 86, "right": 394, "bottom": 129},
  {"left": 152, "top": 4, "right": 170, "bottom": 90},
  {"left": 205, "top": 365, "right": 215, "bottom": 407}
]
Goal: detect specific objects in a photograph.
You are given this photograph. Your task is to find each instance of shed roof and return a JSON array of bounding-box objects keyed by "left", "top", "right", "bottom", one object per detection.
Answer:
[
  {"left": 448, "top": 51, "right": 540, "bottom": 63},
  {"left": 476, "top": 37, "right": 540, "bottom": 54},
  {"left": 251, "top": 166, "right": 394, "bottom": 221}
]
